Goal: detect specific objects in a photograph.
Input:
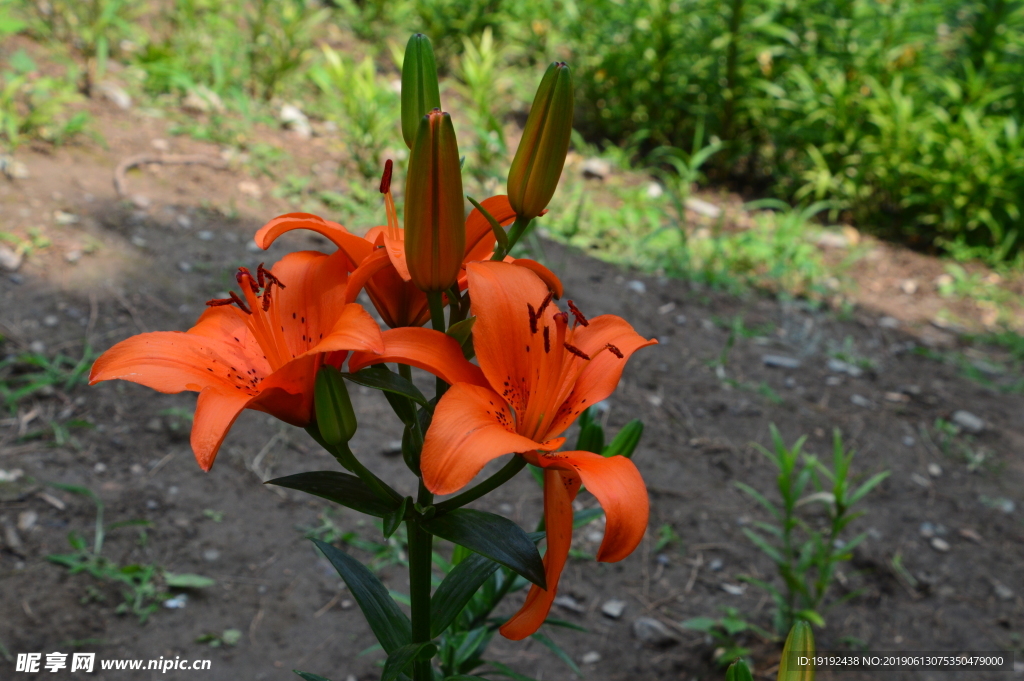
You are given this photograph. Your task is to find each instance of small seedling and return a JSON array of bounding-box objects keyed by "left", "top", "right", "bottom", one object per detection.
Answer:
[
  {"left": 681, "top": 607, "right": 772, "bottom": 667},
  {"left": 196, "top": 629, "right": 242, "bottom": 647}
]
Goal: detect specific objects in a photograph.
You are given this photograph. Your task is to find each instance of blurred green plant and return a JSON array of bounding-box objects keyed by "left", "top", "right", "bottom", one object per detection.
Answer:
[
  {"left": 47, "top": 484, "right": 214, "bottom": 622},
  {"left": 735, "top": 425, "right": 889, "bottom": 633},
  {"left": 309, "top": 45, "right": 399, "bottom": 180},
  {"left": 681, "top": 607, "right": 773, "bottom": 667},
  {"left": 0, "top": 343, "right": 94, "bottom": 412},
  {"left": 0, "top": 49, "right": 88, "bottom": 148}
]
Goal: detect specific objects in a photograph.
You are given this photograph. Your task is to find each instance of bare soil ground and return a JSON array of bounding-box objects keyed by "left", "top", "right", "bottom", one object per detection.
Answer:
[{"left": 2, "top": 94, "right": 1024, "bottom": 681}]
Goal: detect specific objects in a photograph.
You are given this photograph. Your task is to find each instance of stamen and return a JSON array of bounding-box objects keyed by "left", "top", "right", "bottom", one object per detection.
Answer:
[
  {"left": 564, "top": 342, "right": 590, "bottom": 360},
  {"left": 537, "top": 292, "right": 554, "bottom": 317},
  {"left": 606, "top": 343, "right": 623, "bottom": 358},
  {"left": 527, "top": 303, "right": 539, "bottom": 334},
  {"left": 237, "top": 267, "right": 259, "bottom": 293},
  {"left": 262, "top": 284, "right": 273, "bottom": 311},
  {"left": 567, "top": 300, "right": 589, "bottom": 327},
  {"left": 379, "top": 159, "right": 393, "bottom": 194},
  {"left": 256, "top": 263, "right": 265, "bottom": 289},
  {"left": 206, "top": 291, "right": 252, "bottom": 314},
  {"left": 260, "top": 266, "right": 285, "bottom": 289},
  {"left": 543, "top": 326, "right": 551, "bottom": 353}
]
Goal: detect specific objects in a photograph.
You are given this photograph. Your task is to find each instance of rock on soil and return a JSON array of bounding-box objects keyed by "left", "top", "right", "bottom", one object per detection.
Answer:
[{"left": 632, "top": 617, "right": 680, "bottom": 647}]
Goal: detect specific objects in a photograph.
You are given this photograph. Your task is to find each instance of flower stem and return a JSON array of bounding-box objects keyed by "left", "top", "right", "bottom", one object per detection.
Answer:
[
  {"left": 426, "top": 291, "right": 448, "bottom": 396},
  {"left": 490, "top": 215, "right": 532, "bottom": 260},
  {"left": 433, "top": 456, "right": 526, "bottom": 515},
  {"left": 408, "top": 482, "right": 435, "bottom": 681}
]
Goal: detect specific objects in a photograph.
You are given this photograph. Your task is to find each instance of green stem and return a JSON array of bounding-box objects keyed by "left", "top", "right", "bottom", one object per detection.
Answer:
[
  {"left": 307, "top": 427, "right": 403, "bottom": 504},
  {"left": 434, "top": 456, "right": 526, "bottom": 515},
  {"left": 490, "top": 215, "right": 532, "bottom": 260},
  {"left": 399, "top": 363, "right": 425, "bottom": 474},
  {"left": 426, "top": 291, "right": 448, "bottom": 396},
  {"left": 407, "top": 517, "right": 433, "bottom": 681},
  {"left": 408, "top": 482, "right": 435, "bottom": 681}
]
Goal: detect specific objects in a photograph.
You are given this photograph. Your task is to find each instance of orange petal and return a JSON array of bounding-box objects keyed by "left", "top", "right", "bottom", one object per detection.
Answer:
[
  {"left": 254, "top": 213, "right": 373, "bottom": 269},
  {"left": 248, "top": 354, "right": 321, "bottom": 427},
  {"left": 348, "top": 327, "right": 487, "bottom": 388},
  {"left": 191, "top": 387, "right": 253, "bottom": 471},
  {"left": 535, "top": 450, "right": 648, "bottom": 562},
  {"left": 547, "top": 315, "right": 657, "bottom": 436},
  {"left": 499, "top": 468, "right": 579, "bottom": 640},
  {"left": 305, "top": 303, "right": 384, "bottom": 358},
  {"left": 465, "top": 261, "right": 558, "bottom": 416},
  {"left": 464, "top": 195, "right": 516, "bottom": 263},
  {"left": 508, "top": 257, "right": 564, "bottom": 299},
  {"left": 382, "top": 232, "right": 412, "bottom": 282},
  {"left": 420, "top": 383, "right": 564, "bottom": 495},
  {"left": 270, "top": 249, "right": 362, "bottom": 356},
  {"left": 89, "top": 310, "right": 269, "bottom": 395}
]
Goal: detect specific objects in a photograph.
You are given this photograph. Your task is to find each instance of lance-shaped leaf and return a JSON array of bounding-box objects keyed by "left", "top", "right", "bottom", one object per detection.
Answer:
[
  {"left": 268, "top": 472, "right": 401, "bottom": 518},
  {"left": 344, "top": 367, "right": 429, "bottom": 407},
  {"left": 313, "top": 540, "right": 411, "bottom": 654},
  {"left": 421, "top": 509, "right": 546, "bottom": 589},
  {"left": 602, "top": 419, "right": 643, "bottom": 458},
  {"left": 401, "top": 33, "right": 441, "bottom": 148},
  {"left": 430, "top": 552, "right": 501, "bottom": 636},
  {"left": 383, "top": 497, "right": 410, "bottom": 538},
  {"left": 382, "top": 642, "right": 438, "bottom": 681},
  {"left": 293, "top": 672, "right": 333, "bottom": 681}
]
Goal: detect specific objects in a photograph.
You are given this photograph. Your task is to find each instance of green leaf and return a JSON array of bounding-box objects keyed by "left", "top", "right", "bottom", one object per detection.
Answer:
[
  {"left": 293, "top": 672, "right": 333, "bottom": 681},
  {"left": 383, "top": 497, "right": 409, "bottom": 539},
  {"left": 345, "top": 368, "right": 428, "bottom": 407},
  {"left": 267, "top": 471, "right": 401, "bottom": 518},
  {"left": 382, "top": 642, "right": 437, "bottom": 681},
  {"left": 531, "top": 632, "right": 581, "bottom": 677},
  {"left": 430, "top": 553, "right": 500, "bottom": 637},
  {"left": 680, "top": 616, "right": 718, "bottom": 632},
  {"left": 572, "top": 507, "right": 604, "bottom": 529},
  {"left": 602, "top": 419, "right": 643, "bottom": 458},
  {"left": 794, "top": 609, "right": 825, "bottom": 627},
  {"left": 741, "top": 528, "right": 784, "bottom": 564},
  {"left": 446, "top": 316, "right": 477, "bottom": 349},
  {"left": 422, "top": 510, "right": 546, "bottom": 589},
  {"left": 725, "top": 659, "right": 754, "bottom": 681},
  {"left": 575, "top": 421, "right": 604, "bottom": 454},
  {"left": 312, "top": 539, "right": 411, "bottom": 653},
  {"left": 165, "top": 573, "right": 215, "bottom": 589},
  {"left": 542, "top": 618, "right": 588, "bottom": 632},
  {"left": 467, "top": 196, "right": 509, "bottom": 252},
  {"left": 848, "top": 471, "right": 890, "bottom": 506},
  {"left": 485, "top": 661, "right": 541, "bottom": 681}
]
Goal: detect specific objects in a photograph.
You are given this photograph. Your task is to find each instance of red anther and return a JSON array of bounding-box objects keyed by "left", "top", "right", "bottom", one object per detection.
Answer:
[
  {"left": 536, "top": 292, "right": 553, "bottom": 317},
  {"left": 527, "top": 303, "right": 539, "bottom": 334},
  {"left": 206, "top": 298, "right": 235, "bottom": 307},
  {"left": 256, "top": 263, "right": 266, "bottom": 289},
  {"left": 236, "top": 267, "right": 259, "bottom": 293},
  {"left": 543, "top": 326, "right": 551, "bottom": 353},
  {"left": 263, "top": 269, "right": 284, "bottom": 289},
  {"left": 606, "top": 343, "right": 623, "bottom": 358},
  {"left": 567, "top": 300, "right": 589, "bottom": 327},
  {"left": 262, "top": 287, "right": 272, "bottom": 311},
  {"left": 379, "top": 159, "right": 393, "bottom": 194},
  {"left": 564, "top": 342, "right": 590, "bottom": 360},
  {"left": 230, "top": 290, "right": 252, "bottom": 314}
]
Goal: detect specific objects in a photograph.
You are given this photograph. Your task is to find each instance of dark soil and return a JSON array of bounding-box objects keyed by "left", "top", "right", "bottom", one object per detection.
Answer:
[{"left": 2, "top": 102, "right": 1024, "bottom": 681}]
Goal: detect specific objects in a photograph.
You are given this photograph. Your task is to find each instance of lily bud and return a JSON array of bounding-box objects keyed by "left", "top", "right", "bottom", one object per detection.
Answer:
[
  {"left": 507, "top": 62, "right": 574, "bottom": 220},
  {"left": 314, "top": 365, "right": 357, "bottom": 445},
  {"left": 404, "top": 109, "right": 465, "bottom": 293},
  {"left": 778, "top": 620, "right": 815, "bottom": 681},
  {"left": 401, "top": 33, "right": 442, "bottom": 149},
  {"left": 725, "top": 660, "right": 754, "bottom": 681}
]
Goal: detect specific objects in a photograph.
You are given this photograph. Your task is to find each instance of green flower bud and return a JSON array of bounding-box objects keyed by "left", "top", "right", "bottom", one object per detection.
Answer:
[
  {"left": 725, "top": 659, "right": 754, "bottom": 681},
  {"left": 404, "top": 109, "right": 465, "bottom": 293},
  {"left": 401, "top": 33, "right": 442, "bottom": 149},
  {"left": 507, "top": 62, "right": 574, "bottom": 220},
  {"left": 314, "top": 365, "right": 357, "bottom": 445},
  {"left": 778, "top": 620, "right": 815, "bottom": 681}
]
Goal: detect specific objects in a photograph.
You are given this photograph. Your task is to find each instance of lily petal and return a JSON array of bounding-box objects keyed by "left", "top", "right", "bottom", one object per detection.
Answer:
[
  {"left": 547, "top": 315, "right": 657, "bottom": 437},
  {"left": 499, "top": 468, "right": 579, "bottom": 640},
  {"left": 507, "top": 257, "right": 564, "bottom": 299},
  {"left": 534, "top": 450, "right": 648, "bottom": 562},
  {"left": 305, "top": 303, "right": 385, "bottom": 358},
  {"left": 348, "top": 328, "right": 487, "bottom": 388},
  {"left": 89, "top": 309, "right": 269, "bottom": 395},
  {"left": 420, "top": 382, "right": 564, "bottom": 495},
  {"left": 191, "top": 387, "right": 253, "bottom": 471},
  {"left": 254, "top": 213, "right": 372, "bottom": 268}
]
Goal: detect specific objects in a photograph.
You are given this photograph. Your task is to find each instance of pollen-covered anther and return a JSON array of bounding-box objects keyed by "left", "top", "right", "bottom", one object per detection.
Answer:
[
  {"left": 206, "top": 290, "right": 251, "bottom": 315},
  {"left": 536, "top": 292, "right": 553, "bottom": 317},
  {"left": 256, "top": 263, "right": 286, "bottom": 290},
  {"left": 567, "top": 300, "right": 589, "bottom": 327},
  {"left": 606, "top": 343, "right": 624, "bottom": 358},
  {"left": 543, "top": 326, "right": 551, "bottom": 353},
  {"left": 379, "top": 159, "right": 393, "bottom": 194},
  {"left": 262, "top": 286, "right": 273, "bottom": 312},
  {"left": 236, "top": 267, "right": 259, "bottom": 293},
  {"left": 563, "top": 342, "right": 590, "bottom": 360},
  {"left": 527, "top": 303, "right": 539, "bottom": 334}
]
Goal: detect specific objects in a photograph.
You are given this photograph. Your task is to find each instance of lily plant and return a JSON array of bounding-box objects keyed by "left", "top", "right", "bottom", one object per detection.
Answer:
[{"left": 90, "top": 34, "right": 654, "bottom": 681}]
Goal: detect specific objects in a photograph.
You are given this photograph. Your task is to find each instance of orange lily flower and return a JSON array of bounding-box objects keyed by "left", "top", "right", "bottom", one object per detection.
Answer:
[
  {"left": 89, "top": 249, "right": 384, "bottom": 471},
  {"left": 350, "top": 261, "right": 655, "bottom": 639},
  {"left": 254, "top": 165, "right": 561, "bottom": 328}
]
